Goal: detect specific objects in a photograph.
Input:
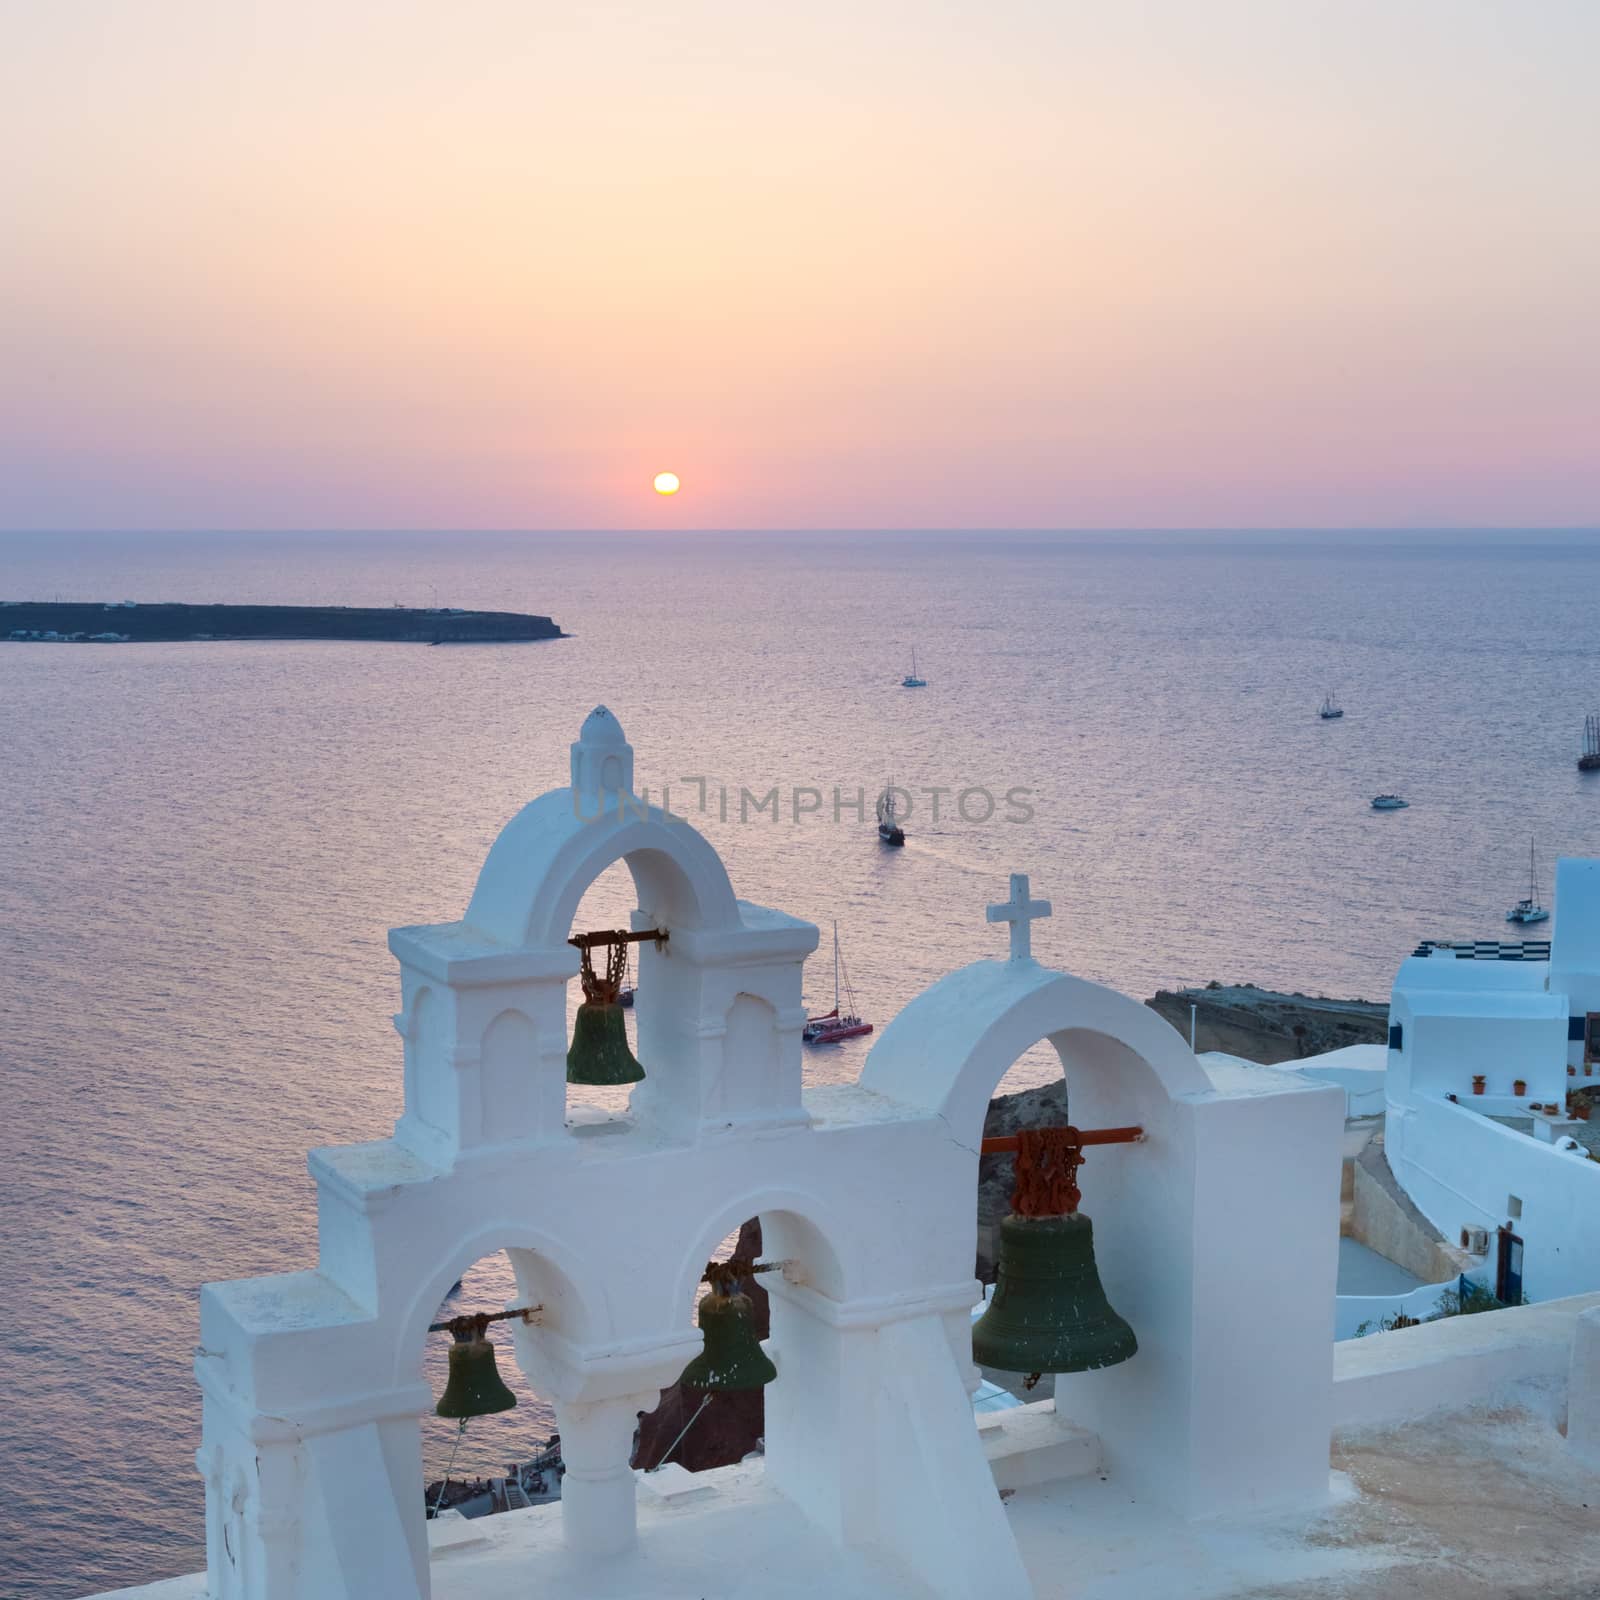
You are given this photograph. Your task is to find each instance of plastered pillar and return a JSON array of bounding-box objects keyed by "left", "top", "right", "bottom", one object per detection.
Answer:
[
  {"left": 198, "top": 1409, "right": 309, "bottom": 1600},
  {"left": 1569, "top": 1306, "right": 1600, "bottom": 1466},
  {"left": 555, "top": 1393, "right": 650, "bottom": 1555}
]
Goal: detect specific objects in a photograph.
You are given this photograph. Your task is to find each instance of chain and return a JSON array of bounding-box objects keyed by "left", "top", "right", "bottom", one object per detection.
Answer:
[{"left": 1010, "top": 1126, "right": 1085, "bottom": 1217}]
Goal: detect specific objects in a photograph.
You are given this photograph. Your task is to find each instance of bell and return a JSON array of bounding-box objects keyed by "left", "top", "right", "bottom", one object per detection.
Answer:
[
  {"left": 678, "top": 1287, "right": 778, "bottom": 1392},
  {"left": 973, "top": 1211, "right": 1137, "bottom": 1376},
  {"left": 436, "top": 1322, "right": 518, "bottom": 1419},
  {"left": 566, "top": 1000, "right": 646, "bottom": 1085},
  {"left": 567, "top": 940, "right": 646, "bottom": 1085}
]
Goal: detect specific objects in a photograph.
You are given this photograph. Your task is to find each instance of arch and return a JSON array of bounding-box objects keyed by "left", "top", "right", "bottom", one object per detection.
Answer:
[
  {"left": 667, "top": 1189, "right": 854, "bottom": 1324},
  {"left": 479, "top": 1007, "right": 537, "bottom": 1133},
  {"left": 393, "top": 1220, "right": 604, "bottom": 1391},
  {"left": 861, "top": 961, "right": 1209, "bottom": 1146},
  {"left": 463, "top": 790, "right": 741, "bottom": 951},
  {"left": 407, "top": 986, "right": 451, "bottom": 1136},
  {"left": 718, "top": 992, "right": 781, "bottom": 1118},
  {"left": 397, "top": 981, "right": 434, "bottom": 1040}
]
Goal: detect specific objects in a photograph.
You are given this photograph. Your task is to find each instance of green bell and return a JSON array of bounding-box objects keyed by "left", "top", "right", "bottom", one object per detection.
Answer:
[
  {"left": 568, "top": 939, "right": 646, "bottom": 1085},
  {"left": 436, "top": 1322, "right": 518, "bottom": 1419},
  {"left": 973, "top": 1211, "right": 1137, "bottom": 1376},
  {"left": 566, "top": 999, "right": 646, "bottom": 1085},
  {"left": 678, "top": 1287, "right": 778, "bottom": 1392}
]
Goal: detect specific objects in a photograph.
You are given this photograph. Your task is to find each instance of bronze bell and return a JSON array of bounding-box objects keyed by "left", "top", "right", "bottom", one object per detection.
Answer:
[
  {"left": 972, "top": 1211, "right": 1137, "bottom": 1376},
  {"left": 567, "top": 938, "right": 645, "bottom": 1086},
  {"left": 678, "top": 1286, "right": 778, "bottom": 1392},
  {"left": 436, "top": 1316, "right": 518, "bottom": 1419}
]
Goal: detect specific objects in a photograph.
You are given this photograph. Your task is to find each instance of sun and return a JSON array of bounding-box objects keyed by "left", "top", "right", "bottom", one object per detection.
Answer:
[{"left": 653, "top": 471, "right": 681, "bottom": 496}]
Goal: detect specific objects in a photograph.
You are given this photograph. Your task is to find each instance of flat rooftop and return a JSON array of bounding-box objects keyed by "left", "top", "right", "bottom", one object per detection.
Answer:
[
  {"left": 99, "top": 1296, "right": 1600, "bottom": 1600},
  {"left": 1410, "top": 938, "right": 1552, "bottom": 962},
  {"left": 102, "top": 1401, "right": 1600, "bottom": 1600}
]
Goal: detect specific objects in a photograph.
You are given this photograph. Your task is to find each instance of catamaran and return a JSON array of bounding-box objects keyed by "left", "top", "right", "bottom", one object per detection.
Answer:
[
  {"left": 876, "top": 784, "right": 905, "bottom": 846},
  {"left": 901, "top": 649, "right": 927, "bottom": 688},
  {"left": 804, "top": 922, "right": 873, "bottom": 1044},
  {"left": 1507, "top": 839, "right": 1551, "bottom": 925}
]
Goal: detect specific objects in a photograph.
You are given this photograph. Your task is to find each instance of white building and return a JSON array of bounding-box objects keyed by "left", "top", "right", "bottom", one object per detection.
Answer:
[
  {"left": 1384, "top": 858, "right": 1600, "bottom": 1306},
  {"left": 78, "top": 720, "right": 1600, "bottom": 1600},
  {"left": 156, "top": 708, "right": 1346, "bottom": 1600}
]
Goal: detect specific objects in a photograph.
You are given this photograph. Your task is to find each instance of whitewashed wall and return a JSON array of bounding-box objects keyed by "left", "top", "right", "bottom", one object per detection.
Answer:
[
  {"left": 1386, "top": 1096, "right": 1600, "bottom": 1303},
  {"left": 1334, "top": 1278, "right": 1460, "bottom": 1342}
]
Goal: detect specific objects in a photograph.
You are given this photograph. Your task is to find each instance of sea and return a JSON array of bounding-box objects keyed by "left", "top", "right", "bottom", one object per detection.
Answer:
[{"left": 2, "top": 528, "right": 1597, "bottom": 1598}]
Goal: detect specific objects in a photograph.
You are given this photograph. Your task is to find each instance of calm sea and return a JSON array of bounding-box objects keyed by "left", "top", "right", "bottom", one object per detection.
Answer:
[{"left": 2, "top": 529, "right": 1597, "bottom": 1597}]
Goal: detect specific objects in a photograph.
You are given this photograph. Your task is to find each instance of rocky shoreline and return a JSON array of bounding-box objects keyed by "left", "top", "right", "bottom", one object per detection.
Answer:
[{"left": 1146, "top": 983, "right": 1387, "bottom": 1064}]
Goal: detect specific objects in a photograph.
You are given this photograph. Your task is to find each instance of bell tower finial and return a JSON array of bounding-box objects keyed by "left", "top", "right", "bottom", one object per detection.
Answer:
[{"left": 570, "top": 705, "right": 634, "bottom": 805}]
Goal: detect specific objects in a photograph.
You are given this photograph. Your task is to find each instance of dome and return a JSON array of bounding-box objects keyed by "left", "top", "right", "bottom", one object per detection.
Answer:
[{"left": 579, "top": 705, "right": 626, "bottom": 746}]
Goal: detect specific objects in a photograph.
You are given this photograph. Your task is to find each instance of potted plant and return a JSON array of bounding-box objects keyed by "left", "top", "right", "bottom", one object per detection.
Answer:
[
  {"left": 1513, "top": 1078, "right": 1527, "bottom": 1097},
  {"left": 1472, "top": 1074, "right": 1487, "bottom": 1095}
]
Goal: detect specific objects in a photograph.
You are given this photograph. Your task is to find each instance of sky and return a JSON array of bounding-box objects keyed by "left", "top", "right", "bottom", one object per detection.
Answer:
[{"left": 1, "top": 1, "right": 1597, "bottom": 532}]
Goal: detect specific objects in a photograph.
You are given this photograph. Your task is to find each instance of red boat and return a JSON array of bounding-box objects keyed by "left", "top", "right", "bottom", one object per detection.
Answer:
[
  {"left": 803, "top": 1009, "right": 874, "bottom": 1045},
  {"left": 804, "top": 922, "right": 873, "bottom": 1045}
]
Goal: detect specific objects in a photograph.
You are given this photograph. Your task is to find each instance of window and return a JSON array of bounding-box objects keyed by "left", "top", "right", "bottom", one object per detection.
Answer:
[
  {"left": 1507, "top": 1194, "right": 1523, "bottom": 1220},
  {"left": 1387, "top": 1023, "right": 1404, "bottom": 1051}
]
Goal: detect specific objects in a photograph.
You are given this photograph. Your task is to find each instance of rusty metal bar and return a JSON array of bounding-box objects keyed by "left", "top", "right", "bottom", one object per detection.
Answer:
[
  {"left": 568, "top": 928, "right": 668, "bottom": 951},
  {"left": 980, "top": 1124, "right": 1144, "bottom": 1155},
  {"left": 700, "top": 1257, "right": 793, "bottom": 1292},
  {"left": 428, "top": 1304, "right": 542, "bottom": 1336}
]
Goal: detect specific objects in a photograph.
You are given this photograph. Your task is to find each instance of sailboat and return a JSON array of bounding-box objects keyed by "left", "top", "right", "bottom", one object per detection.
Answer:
[
  {"left": 1581, "top": 714, "right": 1600, "bottom": 772},
  {"left": 901, "top": 649, "right": 927, "bottom": 688},
  {"left": 1507, "top": 840, "right": 1551, "bottom": 925},
  {"left": 1319, "top": 690, "right": 1343, "bottom": 720},
  {"left": 876, "top": 784, "right": 905, "bottom": 846},
  {"left": 804, "top": 923, "right": 873, "bottom": 1044}
]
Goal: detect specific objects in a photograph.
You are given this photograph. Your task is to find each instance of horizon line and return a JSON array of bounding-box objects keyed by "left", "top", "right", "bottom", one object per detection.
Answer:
[{"left": 4, "top": 524, "right": 1599, "bottom": 539}]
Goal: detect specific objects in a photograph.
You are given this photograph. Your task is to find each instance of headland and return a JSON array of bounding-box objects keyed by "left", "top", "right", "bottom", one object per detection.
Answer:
[{"left": 2, "top": 600, "right": 564, "bottom": 644}]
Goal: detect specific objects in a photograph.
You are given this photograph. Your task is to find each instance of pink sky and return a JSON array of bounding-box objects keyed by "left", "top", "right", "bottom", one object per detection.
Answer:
[{"left": 2, "top": 1, "right": 1597, "bottom": 531}]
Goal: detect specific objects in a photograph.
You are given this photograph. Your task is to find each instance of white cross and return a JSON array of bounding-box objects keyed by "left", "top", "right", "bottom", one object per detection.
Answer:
[{"left": 986, "top": 873, "right": 1052, "bottom": 962}]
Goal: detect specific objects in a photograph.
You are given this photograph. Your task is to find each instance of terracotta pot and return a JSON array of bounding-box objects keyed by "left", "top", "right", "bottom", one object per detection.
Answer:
[
  {"left": 1514, "top": 1079, "right": 1527, "bottom": 1096},
  {"left": 1472, "top": 1075, "right": 1487, "bottom": 1095}
]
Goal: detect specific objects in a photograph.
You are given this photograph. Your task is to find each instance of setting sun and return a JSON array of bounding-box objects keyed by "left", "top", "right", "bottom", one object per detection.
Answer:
[{"left": 653, "top": 472, "right": 681, "bottom": 496}]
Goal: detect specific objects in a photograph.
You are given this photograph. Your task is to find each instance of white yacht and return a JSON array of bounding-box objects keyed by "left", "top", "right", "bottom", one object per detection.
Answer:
[{"left": 1507, "top": 840, "right": 1550, "bottom": 925}]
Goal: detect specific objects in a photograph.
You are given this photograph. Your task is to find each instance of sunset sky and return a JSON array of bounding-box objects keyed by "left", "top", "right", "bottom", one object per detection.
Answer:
[{"left": 3, "top": 1, "right": 1597, "bottom": 531}]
